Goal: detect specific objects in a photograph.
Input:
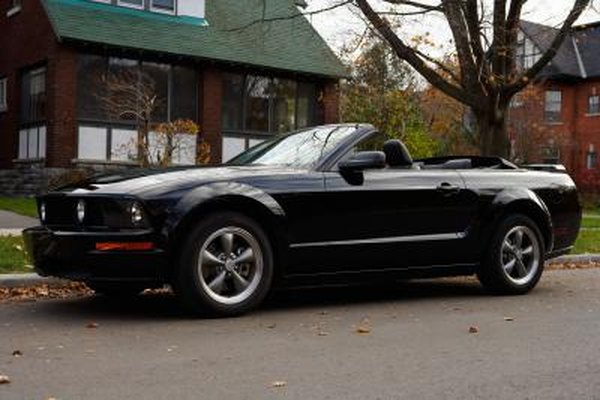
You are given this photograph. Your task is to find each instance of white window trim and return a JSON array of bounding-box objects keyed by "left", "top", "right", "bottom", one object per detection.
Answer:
[
  {"left": 117, "top": 0, "right": 144, "bottom": 10},
  {"left": 150, "top": 0, "right": 176, "bottom": 15},
  {"left": 0, "top": 78, "right": 7, "bottom": 112}
]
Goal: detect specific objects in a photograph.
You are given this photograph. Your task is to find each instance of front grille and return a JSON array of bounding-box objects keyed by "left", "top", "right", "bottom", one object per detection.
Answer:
[{"left": 42, "top": 196, "right": 137, "bottom": 230}]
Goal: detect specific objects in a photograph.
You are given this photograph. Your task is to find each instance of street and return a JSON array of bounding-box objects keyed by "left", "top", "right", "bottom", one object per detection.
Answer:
[{"left": 1, "top": 269, "right": 599, "bottom": 400}]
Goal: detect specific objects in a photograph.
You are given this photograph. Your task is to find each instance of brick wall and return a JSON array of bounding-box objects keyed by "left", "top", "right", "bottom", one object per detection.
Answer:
[
  {"left": 0, "top": 0, "right": 58, "bottom": 168},
  {"left": 46, "top": 47, "right": 78, "bottom": 168},
  {"left": 199, "top": 67, "right": 223, "bottom": 165},
  {"left": 321, "top": 81, "right": 340, "bottom": 124},
  {"left": 508, "top": 79, "right": 600, "bottom": 185}
]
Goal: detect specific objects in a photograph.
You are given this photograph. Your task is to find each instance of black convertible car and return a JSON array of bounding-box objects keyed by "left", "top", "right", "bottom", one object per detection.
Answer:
[{"left": 24, "top": 124, "right": 582, "bottom": 316}]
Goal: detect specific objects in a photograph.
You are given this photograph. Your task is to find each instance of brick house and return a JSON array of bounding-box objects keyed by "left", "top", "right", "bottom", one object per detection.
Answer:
[
  {"left": 0, "top": 0, "right": 345, "bottom": 194},
  {"left": 508, "top": 20, "right": 600, "bottom": 189}
]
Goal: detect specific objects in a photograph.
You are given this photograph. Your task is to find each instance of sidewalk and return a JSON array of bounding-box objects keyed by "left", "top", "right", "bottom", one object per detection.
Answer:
[{"left": 0, "top": 210, "right": 37, "bottom": 230}]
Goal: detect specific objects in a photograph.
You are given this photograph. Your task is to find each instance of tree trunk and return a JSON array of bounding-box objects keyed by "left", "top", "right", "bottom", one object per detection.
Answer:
[{"left": 476, "top": 106, "right": 510, "bottom": 158}]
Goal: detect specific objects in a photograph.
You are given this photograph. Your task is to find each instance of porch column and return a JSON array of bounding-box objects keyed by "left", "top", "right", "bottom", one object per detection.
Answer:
[
  {"left": 199, "top": 67, "right": 223, "bottom": 165},
  {"left": 322, "top": 80, "right": 340, "bottom": 124},
  {"left": 46, "top": 47, "right": 78, "bottom": 168}
]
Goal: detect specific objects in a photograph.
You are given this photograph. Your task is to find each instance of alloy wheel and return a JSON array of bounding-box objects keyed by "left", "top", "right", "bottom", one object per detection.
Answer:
[
  {"left": 500, "top": 225, "right": 541, "bottom": 286},
  {"left": 197, "top": 227, "right": 264, "bottom": 305}
]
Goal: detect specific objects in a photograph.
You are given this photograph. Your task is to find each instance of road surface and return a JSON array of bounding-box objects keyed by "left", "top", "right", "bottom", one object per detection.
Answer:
[{"left": 1, "top": 269, "right": 599, "bottom": 399}]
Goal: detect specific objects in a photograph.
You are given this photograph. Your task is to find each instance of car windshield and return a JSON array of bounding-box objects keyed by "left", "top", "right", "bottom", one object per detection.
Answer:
[{"left": 227, "top": 125, "right": 359, "bottom": 168}]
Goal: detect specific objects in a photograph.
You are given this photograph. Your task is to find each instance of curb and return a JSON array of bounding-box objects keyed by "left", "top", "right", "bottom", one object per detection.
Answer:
[
  {"left": 549, "top": 254, "right": 600, "bottom": 264},
  {"left": 0, "top": 229, "right": 24, "bottom": 237},
  {"left": 0, "top": 273, "right": 69, "bottom": 289}
]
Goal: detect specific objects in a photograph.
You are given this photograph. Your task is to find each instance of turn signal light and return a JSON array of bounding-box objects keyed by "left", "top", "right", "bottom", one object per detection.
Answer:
[{"left": 95, "top": 242, "right": 155, "bottom": 251}]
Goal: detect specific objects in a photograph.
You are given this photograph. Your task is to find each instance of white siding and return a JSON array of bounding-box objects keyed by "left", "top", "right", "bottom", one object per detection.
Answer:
[{"left": 178, "top": 0, "right": 204, "bottom": 19}]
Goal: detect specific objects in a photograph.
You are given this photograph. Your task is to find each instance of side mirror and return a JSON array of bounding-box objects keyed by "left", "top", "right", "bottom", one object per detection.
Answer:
[
  {"left": 338, "top": 151, "right": 386, "bottom": 185},
  {"left": 339, "top": 151, "right": 386, "bottom": 173}
]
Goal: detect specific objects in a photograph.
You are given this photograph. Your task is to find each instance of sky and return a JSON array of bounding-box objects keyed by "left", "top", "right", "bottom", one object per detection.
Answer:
[{"left": 308, "top": 0, "right": 600, "bottom": 54}]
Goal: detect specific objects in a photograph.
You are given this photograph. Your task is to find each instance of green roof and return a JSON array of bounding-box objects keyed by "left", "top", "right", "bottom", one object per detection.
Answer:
[{"left": 42, "top": 0, "right": 347, "bottom": 78}]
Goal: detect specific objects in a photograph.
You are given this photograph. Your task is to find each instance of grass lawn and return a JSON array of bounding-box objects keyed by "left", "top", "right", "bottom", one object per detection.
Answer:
[
  {"left": 0, "top": 236, "right": 33, "bottom": 274},
  {"left": 0, "top": 197, "right": 38, "bottom": 218},
  {"left": 581, "top": 215, "right": 600, "bottom": 229},
  {"left": 572, "top": 230, "right": 600, "bottom": 254}
]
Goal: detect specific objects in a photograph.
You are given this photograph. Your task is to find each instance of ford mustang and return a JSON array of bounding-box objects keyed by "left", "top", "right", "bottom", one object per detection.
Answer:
[{"left": 23, "top": 124, "right": 582, "bottom": 316}]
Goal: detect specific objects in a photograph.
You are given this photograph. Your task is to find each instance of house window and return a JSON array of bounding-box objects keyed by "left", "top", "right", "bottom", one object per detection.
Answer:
[
  {"left": 516, "top": 31, "right": 542, "bottom": 69},
  {"left": 510, "top": 93, "right": 524, "bottom": 109},
  {"left": 544, "top": 90, "right": 562, "bottom": 122},
  {"left": 76, "top": 54, "right": 198, "bottom": 164},
  {"left": 541, "top": 145, "right": 560, "bottom": 164},
  {"left": 222, "top": 73, "right": 319, "bottom": 160},
  {"left": 587, "top": 149, "right": 597, "bottom": 170},
  {"left": 151, "top": 0, "right": 175, "bottom": 13},
  {"left": 19, "top": 67, "right": 46, "bottom": 159},
  {"left": 0, "top": 77, "right": 7, "bottom": 112},
  {"left": 118, "top": 0, "right": 144, "bottom": 9},
  {"left": 588, "top": 95, "right": 600, "bottom": 115}
]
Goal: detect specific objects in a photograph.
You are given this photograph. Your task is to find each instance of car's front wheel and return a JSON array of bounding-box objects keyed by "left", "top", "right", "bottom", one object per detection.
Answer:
[
  {"left": 478, "top": 214, "right": 545, "bottom": 295},
  {"left": 174, "top": 212, "right": 274, "bottom": 316}
]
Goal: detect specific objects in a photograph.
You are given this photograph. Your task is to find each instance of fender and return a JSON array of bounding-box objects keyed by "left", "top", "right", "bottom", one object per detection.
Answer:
[
  {"left": 480, "top": 187, "right": 554, "bottom": 252},
  {"left": 161, "top": 181, "right": 286, "bottom": 240}
]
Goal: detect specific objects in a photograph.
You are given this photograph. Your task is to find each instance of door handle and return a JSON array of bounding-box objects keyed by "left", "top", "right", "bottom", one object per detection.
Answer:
[{"left": 437, "top": 182, "right": 461, "bottom": 195}]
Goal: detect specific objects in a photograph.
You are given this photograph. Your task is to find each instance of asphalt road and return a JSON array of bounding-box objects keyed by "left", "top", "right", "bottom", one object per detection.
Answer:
[{"left": 1, "top": 269, "right": 599, "bottom": 400}]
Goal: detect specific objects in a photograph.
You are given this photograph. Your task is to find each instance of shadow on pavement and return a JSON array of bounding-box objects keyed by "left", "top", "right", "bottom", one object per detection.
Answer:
[{"left": 26, "top": 277, "right": 488, "bottom": 321}]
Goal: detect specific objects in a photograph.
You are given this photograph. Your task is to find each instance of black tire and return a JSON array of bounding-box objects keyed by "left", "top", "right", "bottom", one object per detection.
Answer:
[
  {"left": 87, "top": 281, "right": 147, "bottom": 297},
  {"left": 173, "top": 212, "right": 274, "bottom": 317},
  {"left": 478, "top": 214, "right": 546, "bottom": 295}
]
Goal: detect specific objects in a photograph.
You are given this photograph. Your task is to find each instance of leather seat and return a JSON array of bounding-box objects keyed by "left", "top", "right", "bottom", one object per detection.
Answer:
[{"left": 383, "top": 139, "right": 413, "bottom": 167}]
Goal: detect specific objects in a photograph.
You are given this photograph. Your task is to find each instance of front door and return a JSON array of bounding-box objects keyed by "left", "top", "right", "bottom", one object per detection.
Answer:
[{"left": 287, "top": 168, "right": 477, "bottom": 274}]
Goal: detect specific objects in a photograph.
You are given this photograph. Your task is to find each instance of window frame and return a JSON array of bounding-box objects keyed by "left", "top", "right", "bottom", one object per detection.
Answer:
[
  {"left": 117, "top": 0, "right": 144, "bottom": 10},
  {"left": 7, "top": 0, "right": 21, "bottom": 17},
  {"left": 0, "top": 77, "right": 7, "bottom": 112},
  {"left": 150, "top": 0, "right": 176, "bottom": 14},
  {"left": 587, "top": 149, "right": 598, "bottom": 170},
  {"left": 544, "top": 89, "right": 562, "bottom": 123},
  {"left": 588, "top": 95, "right": 600, "bottom": 116}
]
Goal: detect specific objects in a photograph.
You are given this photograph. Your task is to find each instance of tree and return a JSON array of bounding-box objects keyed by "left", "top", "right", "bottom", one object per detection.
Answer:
[
  {"left": 97, "top": 69, "right": 206, "bottom": 167},
  {"left": 341, "top": 35, "right": 440, "bottom": 157},
  {"left": 352, "top": 0, "right": 591, "bottom": 157}
]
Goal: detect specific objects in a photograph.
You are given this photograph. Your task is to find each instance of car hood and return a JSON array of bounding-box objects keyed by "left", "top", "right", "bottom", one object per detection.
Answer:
[{"left": 57, "top": 165, "right": 306, "bottom": 198}]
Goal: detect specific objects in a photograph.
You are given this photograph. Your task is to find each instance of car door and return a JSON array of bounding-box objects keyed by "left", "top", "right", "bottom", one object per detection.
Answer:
[{"left": 286, "top": 167, "right": 478, "bottom": 274}]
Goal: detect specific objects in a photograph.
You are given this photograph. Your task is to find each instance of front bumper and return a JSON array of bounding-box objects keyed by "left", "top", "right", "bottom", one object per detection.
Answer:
[{"left": 23, "top": 227, "right": 168, "bottom": 283}]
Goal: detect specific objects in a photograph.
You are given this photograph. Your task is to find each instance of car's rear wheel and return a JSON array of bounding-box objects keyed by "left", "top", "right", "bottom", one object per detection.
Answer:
[
  {"left": 478, "top": 214, "right": 545, "bottom": 295},
  {"left": 173, "top": 212, "right": 274, "bottom": 316}
]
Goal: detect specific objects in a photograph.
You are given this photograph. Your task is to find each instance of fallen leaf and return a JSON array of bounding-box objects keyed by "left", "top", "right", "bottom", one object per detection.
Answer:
[
  {"left": 318, "top": 330, "right": 329, "bottom": 337},
  {"left": 0, "top": 375, "right": 10, "bottom": 384},
  {"left": 12, "top": 350, "right": 22, "bottom": 357},
  {"left": 271, "top": 381, "right": 287, "bottom": 388},
  {"left": 356, "top": 325, "right": 371, "bottom": 335},
  {"left": 469, "top": 326, "right": 479, "bottom": 334},
  {"left": 266, "top": 323, "right": 277, "bottom": 329},
  {"left": 86, "top": 322, "right": 99, "bottom": 329},
  {"left": 504, "top": 317, "right": 515, "bottom": 322}
]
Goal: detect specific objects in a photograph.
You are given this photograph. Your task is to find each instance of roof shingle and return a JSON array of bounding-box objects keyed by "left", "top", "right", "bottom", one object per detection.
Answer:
[{"left": 42, "top": 0, "right": 347, "bottom": 78}]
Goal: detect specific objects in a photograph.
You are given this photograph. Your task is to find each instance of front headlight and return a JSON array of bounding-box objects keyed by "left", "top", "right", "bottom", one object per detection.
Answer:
[
  {"left": 39, "top": 202, "right": 46, "bottom": 223},
  {"left": 76, "top": 200, "right": 86, "bottom": 224},
  {"left": 130, "top": 202, "right": 144, "bottom": 226}
]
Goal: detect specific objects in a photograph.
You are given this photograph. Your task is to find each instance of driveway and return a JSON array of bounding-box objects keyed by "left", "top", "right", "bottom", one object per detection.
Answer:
[{"left": 1, "top": 269, "right": 599, "bottom": 399}]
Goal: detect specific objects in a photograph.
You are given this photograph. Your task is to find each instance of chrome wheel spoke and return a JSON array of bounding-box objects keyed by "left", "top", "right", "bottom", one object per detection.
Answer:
[
  {"left": 515, "top": 257, "right": 528, "bottom": 278},
  {"left": 220, "top": 233, "right": 234, "bottom": 255},
  {"left": 233, "top": 248, "right": 254, "bottom": 264},
  {"left": 503, "top": 258, "right": 517, "bottom": 274},
  {"left": 514, "top": 229, "right": 524, "bottom": 248},
  {"left": 522, "top": 245, "right": 533, "bottom": 256},
  {"left": 202, "top": 250, "right": 224, "bottom": 266},
  {"left": 231, "top": 270, "right": 250, "bottom": 292},
  {"left": 207, "top": 271, "right": 227, "bottom": 294}
]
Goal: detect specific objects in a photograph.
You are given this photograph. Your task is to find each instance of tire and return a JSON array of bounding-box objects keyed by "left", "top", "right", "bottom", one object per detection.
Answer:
[
  {"left": 173, "top": 212, "right": 274, "bottom": 317},
  {"left": 478, "top": 214, "right": 546, "bottom": 295},
  {"left": 87, "top": 281, "right": 147, "bottom": 297}
]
